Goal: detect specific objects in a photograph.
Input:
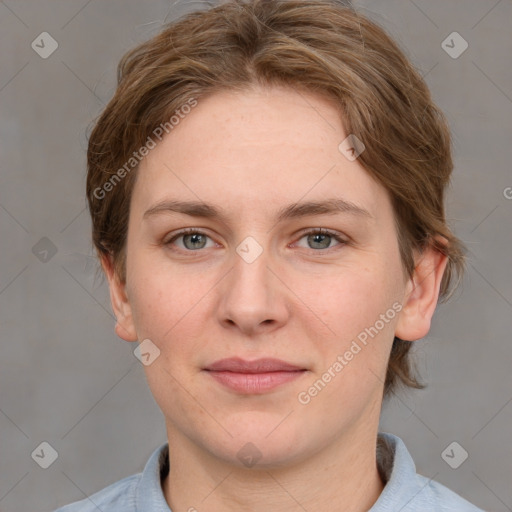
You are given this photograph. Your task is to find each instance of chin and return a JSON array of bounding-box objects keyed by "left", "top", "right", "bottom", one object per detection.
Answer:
[{"left": 203, "top": 420, "right": 314, "bottom": 469}]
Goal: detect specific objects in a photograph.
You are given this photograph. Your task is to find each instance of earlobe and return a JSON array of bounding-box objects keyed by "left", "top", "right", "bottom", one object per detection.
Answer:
[
  {"left": 394, "top": 239, "right": 449, "bottom": 342},
  {"left": 100, "top": 254, "right": 138, "bottom": 342},
  {"left": 114, "top": 321, "right": 138, "bottom": 342}
]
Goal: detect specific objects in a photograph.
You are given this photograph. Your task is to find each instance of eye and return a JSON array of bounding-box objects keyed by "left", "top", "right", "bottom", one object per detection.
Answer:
[
  {"left": 165, "top": 229, "right": 216, "bottom": 251},
  {"left": 294, "top": 228, "right": 346, "bottom": 251},
  {"left": 164, "top": 228, "right": 347, "bottom": 253}
]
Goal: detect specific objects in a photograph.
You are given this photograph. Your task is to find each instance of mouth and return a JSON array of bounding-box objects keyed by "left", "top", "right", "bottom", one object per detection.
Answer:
[{"left": 203, "top": 357, "right": 308, "bottom": 394}]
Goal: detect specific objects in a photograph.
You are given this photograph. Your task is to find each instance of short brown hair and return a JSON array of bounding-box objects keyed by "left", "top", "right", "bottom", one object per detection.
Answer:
[{"left": 86, "top": 0, "right": 466, "bottom": 400}]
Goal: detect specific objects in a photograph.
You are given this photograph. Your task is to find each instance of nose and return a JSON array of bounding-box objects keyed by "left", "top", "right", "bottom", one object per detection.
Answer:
[{"left": 216, "top": 242, "right": 290, "bottom": 337}]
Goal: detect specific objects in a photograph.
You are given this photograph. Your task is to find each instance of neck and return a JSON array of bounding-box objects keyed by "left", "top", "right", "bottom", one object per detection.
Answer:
[{"left": 163, "top": 423, "right": 385, "bottom": 512}]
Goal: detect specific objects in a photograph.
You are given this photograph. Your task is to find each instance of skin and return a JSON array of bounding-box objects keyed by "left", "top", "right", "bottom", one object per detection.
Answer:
[{"left": 103, "top": 85, "right": 447, "bottom": 512}]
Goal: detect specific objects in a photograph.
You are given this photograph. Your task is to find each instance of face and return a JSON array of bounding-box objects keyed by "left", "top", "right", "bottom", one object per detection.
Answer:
[{"left": 106, "top": 85, "right": 445, "bottom": 468}]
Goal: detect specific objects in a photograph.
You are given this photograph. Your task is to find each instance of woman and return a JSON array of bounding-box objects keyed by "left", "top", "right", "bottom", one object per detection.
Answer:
[{"left": 56, "top": 0, "right": 483, "bottom": 510}]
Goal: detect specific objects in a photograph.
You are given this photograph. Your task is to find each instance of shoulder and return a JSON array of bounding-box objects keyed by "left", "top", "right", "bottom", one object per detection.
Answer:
[
  {"left": 376, "top": 432, "right": 485, "bottom": 512},
  {"left": 53, "top": 473, "right": 140, "bottom": 511},
  {"left": 53, "top": 443, "right": 169, "bottom": 512}
]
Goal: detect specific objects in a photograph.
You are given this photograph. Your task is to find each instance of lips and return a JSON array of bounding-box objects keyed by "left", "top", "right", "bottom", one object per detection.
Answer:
[
  {"left": 204, "top": 357, "right": 304, "bottom": 373},
  {"left": 203, "top": 357, "right": 307, "bottom": 394}
]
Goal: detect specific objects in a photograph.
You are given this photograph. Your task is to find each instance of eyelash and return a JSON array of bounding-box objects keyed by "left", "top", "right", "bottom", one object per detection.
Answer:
[{"left": 164, "top": 228, "right": 347, "bottom": 253}]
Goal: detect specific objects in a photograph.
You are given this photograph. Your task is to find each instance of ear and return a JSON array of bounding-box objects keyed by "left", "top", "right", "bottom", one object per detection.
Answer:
[
  {"left": 395, "top": 238, "right": 449, "bottom": 342},
  {"left": 100, "top": 253, "right": 138, "bottom": 342}
]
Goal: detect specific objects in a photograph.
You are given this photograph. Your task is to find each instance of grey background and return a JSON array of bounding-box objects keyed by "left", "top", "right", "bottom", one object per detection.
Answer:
[{"left": 0, "top": 0, "right": 511, "bottom": 511}]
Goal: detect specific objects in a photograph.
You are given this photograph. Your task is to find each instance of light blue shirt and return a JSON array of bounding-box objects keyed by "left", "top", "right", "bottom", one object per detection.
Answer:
[{"left": 54, "top": 432, "right": 484, "bottom": 511}]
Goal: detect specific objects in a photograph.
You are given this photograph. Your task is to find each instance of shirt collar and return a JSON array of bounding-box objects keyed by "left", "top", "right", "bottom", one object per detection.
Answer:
[
  {"left": 135, "top": 442, "right": 172, "bottom": 511},
  {"left": 370, "top": 431, "right": 424, "bottom": 511}
]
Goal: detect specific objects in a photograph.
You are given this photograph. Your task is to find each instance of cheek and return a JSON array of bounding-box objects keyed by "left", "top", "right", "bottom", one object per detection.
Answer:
[
  {"left": 297, "top": 259, "right": 402, "bottom": 404},
  {"left": 303, "top": 263, "right": 397, "bottom": 338},
  {"left": 295, "top": 265, "right": 399, "bottom": 421},
  {"left": 126, "top": 259, "right": 212, "bottom": 351},
  {"left": 128, "top": 270, "right": 210, "bottom": 410}
]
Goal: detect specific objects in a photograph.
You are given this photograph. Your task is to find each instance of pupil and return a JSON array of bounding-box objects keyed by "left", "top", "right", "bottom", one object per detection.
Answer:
[
  {"left": 186, "top": 234, "right": 205, "bottom": 249},
  {"left": 310, "top": 233, "right": 329, "bottom": 248}
]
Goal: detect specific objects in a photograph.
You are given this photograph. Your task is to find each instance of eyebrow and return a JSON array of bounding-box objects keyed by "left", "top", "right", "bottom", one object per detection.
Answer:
[{"left": 143, "top": 198, "right": 373, "bottom": 223}]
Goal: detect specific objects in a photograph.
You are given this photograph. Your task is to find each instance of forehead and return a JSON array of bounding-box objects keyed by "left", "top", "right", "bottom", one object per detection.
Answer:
[{"left": 132, "top": 86, "right": 392, "bottom": 223}]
